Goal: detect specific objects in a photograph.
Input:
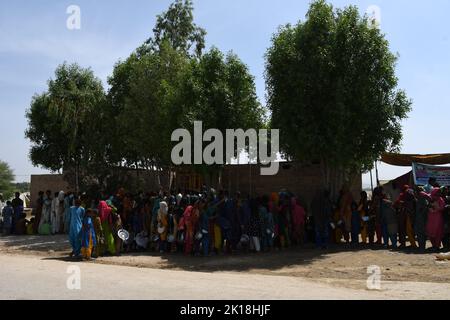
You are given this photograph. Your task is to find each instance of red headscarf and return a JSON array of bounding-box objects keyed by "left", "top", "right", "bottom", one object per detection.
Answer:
[
  {"left": 291, "top": 197, "right": 305, "bottom": 226},
  {"left": 98, "top": 200, "right": 112, "bottom": 224}
]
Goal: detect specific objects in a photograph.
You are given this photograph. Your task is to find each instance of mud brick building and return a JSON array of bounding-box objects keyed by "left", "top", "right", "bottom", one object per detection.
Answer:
[{"left": 30, "top": 162, "right": 361, "bottom": 211}]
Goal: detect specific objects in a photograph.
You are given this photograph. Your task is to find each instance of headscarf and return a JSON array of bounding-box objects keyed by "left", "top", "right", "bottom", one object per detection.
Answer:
[
  {"left": 98, "top": 200, "right": 112, "bottom": 224},
  {"left": 270, "top": 192, "right": 279, "bottom": 204},
  {"left": 430, "top": 187, "right": 445, "bottom": 213},
  {"left": 431, "top": 187, "right": 441, "bottom": 200},
  {"left": 178, "top": 205, "right": 193, "bottom": 230},
  {"left": 176, "top": 193, "right": 182, "bottom": 205},
  {"left": 291, "top": 197, "right": 305, "bottom": 226},
  {"left": 159, "top": 201, "right": 168, "bottom": 215}
]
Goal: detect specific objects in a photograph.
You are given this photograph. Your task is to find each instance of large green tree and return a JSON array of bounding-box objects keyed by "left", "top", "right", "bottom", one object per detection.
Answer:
[
  {"left": 25, "top": 63, "right": 107, "bottom": 192},
  {"left": 107, "top": 1, "right": 265, "bottom": 189},
  {"left": 184, "top": 48, "right": 265, "bottom": 176},
  {"left": 0, "top": 160, "right": 14, "bottom": 200},
  {"left": 265, "top": 0, "right": 411, "bottom": 193},
  {"left": 26, "top": 0, "right": 267, "bottom": 192},
  {"left": 112, "top": 42, "right": 191, "bottom": 171},
  {"left": 106, "top": 0, "right": 207, "bottom": 173},
  {"left": 142, "top": 0, "right": 206, "bottom": 58}
]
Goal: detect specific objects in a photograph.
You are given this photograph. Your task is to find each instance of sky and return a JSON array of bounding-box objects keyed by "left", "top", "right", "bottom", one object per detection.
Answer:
[{"left": 0, "top": 0, "right": 449, "bottom": 187}]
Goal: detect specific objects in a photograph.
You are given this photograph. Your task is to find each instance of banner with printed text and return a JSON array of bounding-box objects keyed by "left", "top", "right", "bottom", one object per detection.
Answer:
[{"left": 412, "top": 162, "right": 450, "bottom": 186}]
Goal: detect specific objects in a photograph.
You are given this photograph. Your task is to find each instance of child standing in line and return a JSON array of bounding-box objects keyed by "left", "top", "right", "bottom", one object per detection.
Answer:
[
  {"left": 81, "top": 209, "right": 97, "bottom": 260},
  {"left": 2, "top": 201, "right": 13, "bottom": 235}
]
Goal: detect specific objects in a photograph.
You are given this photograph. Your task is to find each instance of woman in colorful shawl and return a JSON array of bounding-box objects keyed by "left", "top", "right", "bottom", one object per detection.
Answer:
[
  {"left": 151, "top": 197, "right": 161, "bottom": 251},
  {"left": 143, "top": 200, "right": 153, "bottom": 237},
  {"left": 277, "top": 196, "right": 290, "bottom": 248},
  {"left": 368, "top": 187, "right": 383, "bottom": 245},
  {"left": 380, "top": 197, "right": 398, "bottom": 248},
  {"left": 311, "top": 190, "right": 333, "bottom": 249},
  {"left": 415, "top": 187, "right": 431, "bottom": 252},
  {"left": 38, "top": 190, "right": 52, "bottom": 234},
  {"left": 358, "top": 192, "right": 370, "bottom": 244},
  {"left": 290, "top": 197, "right": 306, "bottom": 246},
  {"left": 230, "top": 193, "right": 243, "bottom": 251},
  {"left": 179, "top": 205, "right": 194, "bottom": 254},
  {"left": 248, "top": 199, "right": 262, "bottom": 252},
  {"left": 198, "top": 200, "right": 211, "bottom": 256},
  {"left": 122, "top": 193, "right": 133, "bottom": 229},
  {"left": 221, "top": 194, "right": 234, "bottom": 254},
  {"left": 68, "top": 198, "right": 85, "bottom": 258},
  {"left": 81, "top": 209, "right": 97, "bottom": 260},
  {"left": 91, "top": 209, "right": 104, "bottom": 257},
  {"left": 427, "top": 188, "right": 445, "bottom": 251},
  {"left": 205, "top": 196, "right": 220, "bottom": 255},
  {"left": 442, "top": 187, "right": 450, "bottom": 251},
  {"left": 259, "top": 196, "right": 274, "bottom": 251},
  {"left": 237, "top": 195, "right": 250, "bottom": 236},
  {"left": 97, "top": 200, "right": 115, "bottom": 255},
  {"left": 394, "top": 186, "right": 417, "bottom": 249},
  {"left": 350, "top": 201, "right": 361, "bottom": 244},
  {"left": 157, "top": 201, "right": 169, "bottom": 253},
  {"left": 193, "top": 202, "right": 204, "bottom": 255},
  {"left": 32, "top": 191, "right": 44, "bottom": 234},
  {"left": 339, "top": 185, "right": 353, "bottom": 244},
  {"left": 112, "top": 210, "right": 123, "bottom": 256},
  {"left": 268, "top": 193, "right": 280, "bottom": 249}
]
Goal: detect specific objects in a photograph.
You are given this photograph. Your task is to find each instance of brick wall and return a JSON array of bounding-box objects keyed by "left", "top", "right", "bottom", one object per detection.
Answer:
[
  {"left": 30, "top": 174, "right": 69, "bottom": 208},
  {"left": 30, "top": 165, "right": 362, "bottom": 211},
  {"left": 222, "top": 162, "right": 362, "bottom": 210}
]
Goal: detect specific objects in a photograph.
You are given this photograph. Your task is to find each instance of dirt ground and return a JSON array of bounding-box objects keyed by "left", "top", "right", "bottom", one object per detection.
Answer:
[{"left": 0, "top": 234, "right": 449, "bottom": 291}]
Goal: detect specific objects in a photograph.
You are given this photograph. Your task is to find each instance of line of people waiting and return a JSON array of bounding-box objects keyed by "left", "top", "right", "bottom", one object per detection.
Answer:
[{"left": 3, "top": 182, "right": 449, "bottom": 260}]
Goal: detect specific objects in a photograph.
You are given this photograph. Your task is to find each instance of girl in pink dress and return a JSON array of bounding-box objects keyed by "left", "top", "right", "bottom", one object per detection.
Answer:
[{"left": 426, "top": 188, "right": 445, "bottom": 251}]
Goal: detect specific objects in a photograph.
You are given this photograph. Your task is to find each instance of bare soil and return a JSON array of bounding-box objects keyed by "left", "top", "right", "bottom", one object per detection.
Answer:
[{"left": 1, "top": 234, "right": 448, "bottom": 291}]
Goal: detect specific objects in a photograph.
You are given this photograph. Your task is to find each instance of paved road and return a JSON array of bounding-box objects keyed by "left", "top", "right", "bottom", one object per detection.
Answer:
[{"left": 1, "top": 254, "right": 449, "bottom": 300}]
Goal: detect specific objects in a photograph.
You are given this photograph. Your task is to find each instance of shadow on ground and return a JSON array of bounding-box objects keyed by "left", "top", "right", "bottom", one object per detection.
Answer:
[
  {"left": 1, "top": 234, "right": 447, "bottom": 283},
  {"left": 0, "top": 234, "right": 69, "bottom": 252}
]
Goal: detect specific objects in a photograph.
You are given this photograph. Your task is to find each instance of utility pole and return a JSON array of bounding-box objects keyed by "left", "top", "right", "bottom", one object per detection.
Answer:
[{"left": 375, "top": 161, "right": 380, "bottom": 186}]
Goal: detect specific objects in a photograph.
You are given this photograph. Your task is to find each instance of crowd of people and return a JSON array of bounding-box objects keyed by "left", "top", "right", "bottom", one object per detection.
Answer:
[
  {"left": 1, "top": 178, "right": 450, "bottom": 260},
  {"left": 0, "top": 192, "right": 27, "bottom": 235}
]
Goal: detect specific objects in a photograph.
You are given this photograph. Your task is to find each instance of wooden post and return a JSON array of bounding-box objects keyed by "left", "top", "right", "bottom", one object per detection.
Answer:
[{"left": 375, "top": 161, "right": 380, "bottom": 186}]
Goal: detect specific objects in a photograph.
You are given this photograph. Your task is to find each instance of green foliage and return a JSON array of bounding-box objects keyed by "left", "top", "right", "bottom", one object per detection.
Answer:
[
  {"left": 0, "top": 160, "right": 15, "bottom": 199},
  {"left": 186, "top": 48, "right": 264, "bottom": 160},
  {"left": 25, "top": 0, "right": 411, "bottom": 194},
  {"left": 142, "top": 0, "right": 206, "bottom": 58},
  {"left": 13, "top": 182, "right": 30, "bottom": 193},
  {"left": 25, "top": 63, "right": 107, "bottom": 190},
  {"left": 106, "top": 1, "right": 265, "bottom": 178},
  {"left": 108, "top": 41, "right": 192, "bottom": 170},
  {"left": 266, "top": 0, "right": 411, "bottom": 184},
  {"left": 187, "top": 47, "right": 264, "bottom": 131}
]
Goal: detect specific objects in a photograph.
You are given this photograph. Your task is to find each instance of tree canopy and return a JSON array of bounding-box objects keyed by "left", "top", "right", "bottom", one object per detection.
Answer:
[
  {"left": 25, "top": 63, "right": 107, "bottom": 191},
  {"left": 265, "top": 0, "right": 411, "bottom": 190},
  {"left": 141, "top": 0, "right": 206, "bottom": 58},
  {"left": 26, "top": 0, "right": 265, "bottom": 191},
  {"left": 26, "top": 0, "right": 412, "bottom": 193},
  {"left": 0, "top": 160, "right": 15, "bottom": 200}
]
